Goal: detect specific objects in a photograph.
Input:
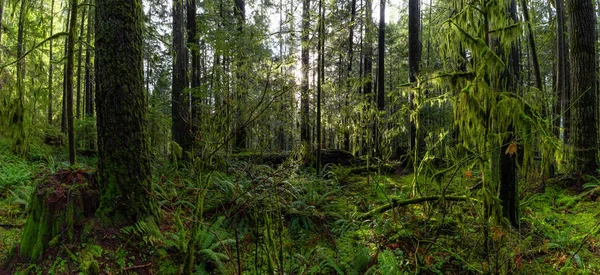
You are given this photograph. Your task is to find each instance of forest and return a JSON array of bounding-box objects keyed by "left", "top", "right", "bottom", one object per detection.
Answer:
[{"left": 1, "top": 0, "right": 600, "bottom": 273}]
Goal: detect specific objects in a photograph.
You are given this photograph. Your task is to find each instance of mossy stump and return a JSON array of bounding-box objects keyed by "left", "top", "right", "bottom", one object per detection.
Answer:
[{"left": 19, "top": 169, "right": 99, "bottom": 262}]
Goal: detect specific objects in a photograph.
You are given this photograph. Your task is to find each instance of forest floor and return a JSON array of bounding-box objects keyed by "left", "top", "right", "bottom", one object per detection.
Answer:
[{"left": 2, "top": 138, "right": 600, "bottom": 274}]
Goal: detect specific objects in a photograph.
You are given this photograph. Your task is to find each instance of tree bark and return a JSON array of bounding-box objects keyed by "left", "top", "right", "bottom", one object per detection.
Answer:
[
  {"left": 172, "top": 0, "right": 191, "bottom": 155},
  {"left": 76, "top": 5, "right": 86, "bottom": 119},
  {"left": 48, "top": 0, "right": 55, "bottom": 124},
  {"left": 66, "top": 0, "right": 78, "bottom": 165},
  {"left": 84, "top": 0, "right": 93, "bottom": 117},
  {"left": 234, "top": 0, "right": 247, "bottom": 151},
  {"left": 375, "top": 0, "right": 385, "bottom": 157},
  {"left": 316, "top": 0, "right": 324, "bottom": 174},
  {"left": 568, "top": 0, "right": 598, "bottom": 174},
  {"left": 556, "top": 0, "right": 569, "bottom": 141},
  {"left": 95, "top": 0, "right": 157, "bottom": 222},
  {"left": 344, "top": 0, "right": 356, "bottom": 152},
  {"left": 187, "top": 0, "right": 200, "bottom": 146},
  {"left": 301, "top": 0, "right": 310, "bottom": 146},
  {"left": 408, "top": 0, "right": 420, "bottom": 156}
]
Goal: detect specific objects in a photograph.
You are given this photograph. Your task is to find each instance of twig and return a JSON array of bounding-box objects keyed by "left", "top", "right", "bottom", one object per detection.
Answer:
[{"left": 122, "top": 263, "right": 151, "bottom": 271}]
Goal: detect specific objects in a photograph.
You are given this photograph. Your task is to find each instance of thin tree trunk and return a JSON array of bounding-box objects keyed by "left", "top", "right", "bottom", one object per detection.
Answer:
[
  {"left": 85, "top": 0, "right": 93, "bottom": 117},
  {"left": 301, "top": 0, "right": 310, "bottom": 146},
  {"left": 408, "top": 0, "right": 420, "bottom": 156},
  {"left": 344, "top": 0, "right": 356, "bottom": 152},
  {"left": 66, "top": 0, "right": 78, "bottom": 164},
  {"left": 375, "top": 0, "right": 385, "bottom": 157},
  {"left": 187, "top": 0, "right": 200, "bottom": 148},
  {"left": 316, "top": 0, "right": 324, "bottom": 175},
  {"left": 521, "top": 0, "right": 542, "bottom": 92},
  {"left": 62, "top": 9, "right": 72, "bottom": 134},
  {"left": 48, "top": 0, "right": 55, "bottom": 124},
  {"left": 13, "top": 0, "right": 28, "bottom": 155},
  {"left": 234, "top": 0, "right": 246, "bottom": 151},
  {"left": 557, "top": 0, "right": 569, "bottom": 141},
  {"left": 76, "top": 5, "right": 86, "bottom": 119}
]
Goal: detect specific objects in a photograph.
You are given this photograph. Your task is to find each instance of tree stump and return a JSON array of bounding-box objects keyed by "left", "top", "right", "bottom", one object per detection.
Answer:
[{"left": 19, "top": 169, "right": 99, "bottom": 262}]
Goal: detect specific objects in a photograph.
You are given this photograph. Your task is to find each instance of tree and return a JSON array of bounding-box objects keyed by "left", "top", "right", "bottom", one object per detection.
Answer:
[
  {"left": 187, "top": 0, "right": 200, "bottom": 144},
  {"left": 95, "top": 0, "right": 157, "bottom": 222},
  {"left": 172, "top": 0, "right": 191, "bottom": 155},
  {"left": 556, "top": 0, "right": 570, "bottom": 140},
  {"left": 47, "top": 0, "right": 54, "bottom": 124},
  {"left": 408, "top": 0, "right": 420, "bottom": 156},
  {"left": 300, "top": 0, "right": 310, "bottom": 146},
  {"left": 65, "top": 0, "right": 78, "bottom": 164},
  {"left": 233, "top": 0, "right": 246, "bottom": 151},
  {"left": 375, "top": 0, "right": 385, "bottom": 156},
  {"left": 568, "top": 0, "right": 598, "bottom": 174}
]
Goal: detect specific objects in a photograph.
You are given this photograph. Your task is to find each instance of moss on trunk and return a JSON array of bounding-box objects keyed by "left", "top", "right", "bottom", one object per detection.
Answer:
[{"left": 95, "top": 0, "right": 157, "bottom": 224}]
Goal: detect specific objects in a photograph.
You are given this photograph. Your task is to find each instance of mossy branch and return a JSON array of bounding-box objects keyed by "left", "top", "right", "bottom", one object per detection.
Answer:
[
  {"left": 0, "top": 32, "right": 68, "bottom": 69},
  {"left": 359, "top": 195, "right": 476, "bottom": 220}
]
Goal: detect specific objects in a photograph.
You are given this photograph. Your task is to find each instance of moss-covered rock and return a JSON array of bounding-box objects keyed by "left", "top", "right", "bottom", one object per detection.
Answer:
[{"left": 19, "top": 169, "right": 99, "bottom": 262}]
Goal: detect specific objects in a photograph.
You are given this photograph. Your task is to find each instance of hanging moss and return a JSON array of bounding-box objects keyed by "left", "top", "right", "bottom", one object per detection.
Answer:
[{"left": 19, "top": 169, "right": 99, "bottom": 262}]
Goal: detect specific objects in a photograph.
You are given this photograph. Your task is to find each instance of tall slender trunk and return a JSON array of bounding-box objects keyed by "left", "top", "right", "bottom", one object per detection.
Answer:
[
  {"left": 66, "top": 0, "right": 78, "bottom": 164},
  {"left": 316, "top": 0, "right": 324, "bottom": 175},
  {"left": 375, "top": 0, "right": 385, "bottom": 157},
  {"left": 13, "top": 0, "right": 28, "bottom": 155},
  {"left": 62, "top": 9, "right": 72, "bottom": 134},
  {"left": 172, "top": 0, "right": 191, "bottom": 154},
  {"left": 344, "top": 0, "right": 356, "bottom": 152},
  {"left": 85, "top": 0, "right": 94, "bottom": 117},
  {"left": 557, "top": 0, "right": 569, "bottom": 141},
  {"left": 48, "top": 0, "right": 55, "bottom": 124},
  {"left": 300, "top": 0, "right": 310, "bottom": 145},
  {"left": 76, "top": 5, "right": 86, "bottom": 119},
  {"left": 521, "top": 0, "right": 542, "bottom": 92},
  {"left": 408, "top": 0, "right": 421, "bottom": 160},
  {"left": 497, "top": 0, "right": 520, "bottom": 228},
  {"left": 363, "top": 0, "right": 373, "bottom": 97},
  {"left": 187, "top": 0, "right": 200, "bottom": 148}
]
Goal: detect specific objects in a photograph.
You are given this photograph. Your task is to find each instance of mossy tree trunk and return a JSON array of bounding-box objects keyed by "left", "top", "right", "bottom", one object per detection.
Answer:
[
  {"left": 95, "top": 0, "right": 157, "bottom": 223},
  {"left": 568, "top": 0, "right": 598, "bottom": 175}
]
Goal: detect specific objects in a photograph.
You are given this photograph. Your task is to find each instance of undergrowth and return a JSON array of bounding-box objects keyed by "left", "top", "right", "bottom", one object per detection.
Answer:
[{"left": 2, "top": 136, "right": 600, "bottom": 274}]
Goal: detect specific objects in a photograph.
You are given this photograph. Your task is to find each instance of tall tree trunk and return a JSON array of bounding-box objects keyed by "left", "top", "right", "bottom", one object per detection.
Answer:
[
  {"left": 316, "top": 0, "right": 324, "bottom": 175},
  {"left": 187, "top": 0, "right": 199, "bottom": 148},
  {"left": 48, "top": 0, "right": 55, "bottom": 124},
  {"left": 300, "top": 0, "right": 310, "bottom": 146},
  {"left": 568, "top": 0, "right": 598, "bottom": 174},
  {"left": 375, "top": 0, "right": 385, "bottom": 157},
  {"left": 13, "top": 0, "right": 28, "bottom": 155},
  {"left": 62, "top": 9, "right": 72, "bottom": 134},
  {"left": 172, "top": 0, "right": 191, "bottom": 155},
  {"left": 521, "top": 0, "right": 543, "bottom": 92},
  {"left": 85, "top": 0, "right": 93, "bottom": 117},
  {"left": 363, "top": 0, "right": 373, "bottom": 97},
  {"left": 234, "top": 0, "right": 246, "bottom": 151},
  {"left": 95, "top": 0, "right": 156, "bottom": 223},
  {"left": 498, "top": 0, "right": 520, "bottom": 228},
  {"left": 557, "top": 0, "right": 569, "bottom": 141},
  {"left": 408, "top": 0, "right": 420, "bottom": 157},
  {"left": 344, "top": 0, "right": 356, "bottom": 152},
  {"left": 76, "top": 5, "right": 86, "bottom": 119},
  {"left": 66, "top": 0, "right": 78, "bottom": 165}
]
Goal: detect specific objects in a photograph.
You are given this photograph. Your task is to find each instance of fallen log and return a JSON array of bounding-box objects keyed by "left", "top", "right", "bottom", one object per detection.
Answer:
[{"left": 358, "top": 195, "right": 475, "bottom": 220}]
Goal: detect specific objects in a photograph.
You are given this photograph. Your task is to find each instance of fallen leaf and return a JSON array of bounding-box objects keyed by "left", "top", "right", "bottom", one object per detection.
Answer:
[{"left": 505, "top": 142, "right": 517, "bottom": 156}]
